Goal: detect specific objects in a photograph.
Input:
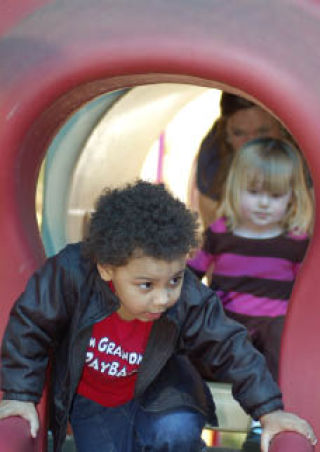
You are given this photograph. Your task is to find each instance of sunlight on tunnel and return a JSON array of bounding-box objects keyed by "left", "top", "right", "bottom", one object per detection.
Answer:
[
  {"left": 36, "top": 85, "right": 222, "bottom": 255},
  {"left": 66, "top": 86, "right": 221, "bottom": 244},
  {"left": 141, "top": 88, "right": 221, "bottom": 203}
]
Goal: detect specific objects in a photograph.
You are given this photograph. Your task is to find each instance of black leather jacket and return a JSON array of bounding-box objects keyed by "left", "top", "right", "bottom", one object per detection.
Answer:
[{"left": 1, "top": 243, "right": 283, "bottom": 451}]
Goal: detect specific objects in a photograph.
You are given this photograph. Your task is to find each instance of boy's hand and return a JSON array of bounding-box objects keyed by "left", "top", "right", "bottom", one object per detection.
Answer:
[
  {"left": 260, "top": 409, "right": 317, "bottom": 452},
  {"left": 0, "top": 400, "right": 39, "bottom": 438}
]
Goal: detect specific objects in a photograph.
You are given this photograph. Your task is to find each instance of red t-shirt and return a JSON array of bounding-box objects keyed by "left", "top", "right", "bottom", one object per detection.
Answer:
[{"left": 77, "top": 310, "right": 153, "bottom": 407}]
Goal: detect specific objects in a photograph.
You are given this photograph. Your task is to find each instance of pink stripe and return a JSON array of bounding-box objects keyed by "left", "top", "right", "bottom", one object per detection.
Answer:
[
  {"left": 287, "top": 230, "right": 308, "bottom": 240},
  {"left": 218, "top": 291, "right": 288, "bottom": 317},
  {"left": 209, "top": 217, "right": 228, "bottom": 233},
  {"left": 214, "top": 253, "right": 295, "bottom": 281},
  {"left": 188, "top": 250, "right": 215, "bottom": 272}
]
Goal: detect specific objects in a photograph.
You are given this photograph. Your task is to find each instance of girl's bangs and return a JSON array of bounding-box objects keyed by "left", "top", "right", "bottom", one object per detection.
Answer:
[{"left": 241, "top": 158, "right": 293, "bottom": 195}]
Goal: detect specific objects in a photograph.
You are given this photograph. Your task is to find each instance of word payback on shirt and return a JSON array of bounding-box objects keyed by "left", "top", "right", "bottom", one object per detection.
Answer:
[{"left": 85, "top": 336, "right": 143, "bottom": 377}]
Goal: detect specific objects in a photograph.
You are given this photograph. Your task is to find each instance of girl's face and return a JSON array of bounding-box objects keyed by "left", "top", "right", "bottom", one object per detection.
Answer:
[
  {"left": 239, "top": 185, "right": 292, "bottom": 235},
  {"left": 226, "top": 106, "right": 283, "bottom": 151},
  {"left": 97, "top": 254, "right": 186, "bottom": 322}
]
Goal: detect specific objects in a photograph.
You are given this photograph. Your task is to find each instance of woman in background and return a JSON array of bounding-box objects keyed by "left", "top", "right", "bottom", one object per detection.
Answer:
[{"left": 196, "top": 92, "right": 294, "bottom": 229}]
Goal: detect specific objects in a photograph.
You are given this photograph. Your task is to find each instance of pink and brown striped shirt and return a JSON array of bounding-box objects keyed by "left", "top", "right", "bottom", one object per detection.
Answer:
[{"left": 188, "top": 217, "right": 309, "bottom": 317}]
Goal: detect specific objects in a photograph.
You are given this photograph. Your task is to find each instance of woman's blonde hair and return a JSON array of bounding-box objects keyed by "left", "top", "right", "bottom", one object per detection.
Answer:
[{"left": 222, "top": 138, "right": 313, "bottom": 234}]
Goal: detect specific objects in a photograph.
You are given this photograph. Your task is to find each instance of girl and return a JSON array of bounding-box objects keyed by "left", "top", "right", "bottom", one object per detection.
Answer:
[
  {"left": 188, "top": 137, "right": 314, "bottom": 451},
  {"left": 189, "top": 137, "right": 313, "bottom": 381}
]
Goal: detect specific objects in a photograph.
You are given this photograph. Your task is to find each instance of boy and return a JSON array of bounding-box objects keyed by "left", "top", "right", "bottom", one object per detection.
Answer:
[{"left": 0, "top": 180, "right": 316, "bottom": 451}]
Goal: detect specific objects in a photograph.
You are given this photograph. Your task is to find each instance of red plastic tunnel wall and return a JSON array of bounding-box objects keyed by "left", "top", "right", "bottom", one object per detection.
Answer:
[{"left": 1, "top": 1, "right": 320, "bottom": 450}]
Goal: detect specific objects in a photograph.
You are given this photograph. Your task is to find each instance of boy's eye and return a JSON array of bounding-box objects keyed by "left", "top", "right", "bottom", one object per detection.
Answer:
[
  {"left": 169, "top": 276, "right": 183, "bottom": 287},
  {"left": 247, "top": 189, "right": 259, "bottom": 195},
  {"left": 139, "top": 282, "right": 152, "bottom": 290},
  {"left": 271, "top": 193, "right": 282, "bottom": 198}
]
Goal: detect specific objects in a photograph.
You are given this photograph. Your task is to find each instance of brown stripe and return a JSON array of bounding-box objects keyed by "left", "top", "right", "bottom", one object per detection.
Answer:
[
  {"left": 212, "top": 275, "right": 293, "bottom": 300},
  {"left": 205, "top": 230, "right": 308, "bottom": 262}
]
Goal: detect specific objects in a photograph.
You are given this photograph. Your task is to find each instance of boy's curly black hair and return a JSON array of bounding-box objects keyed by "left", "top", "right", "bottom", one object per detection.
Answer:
[{"left": 82, "top": 180, "right": 199, "bottom": 266}]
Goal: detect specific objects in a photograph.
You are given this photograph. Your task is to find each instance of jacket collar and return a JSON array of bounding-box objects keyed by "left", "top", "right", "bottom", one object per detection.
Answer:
[
  {"left": 135, "top": 314, "right": 179, "bottom": 396},
  {"left": 79, "top": 266, "right": 120, "bottom": 328}
]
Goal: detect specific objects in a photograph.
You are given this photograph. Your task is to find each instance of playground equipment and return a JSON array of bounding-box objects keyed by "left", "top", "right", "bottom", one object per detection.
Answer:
[{"left": 1, "top": 0, "right": 320, "bottom": 450}]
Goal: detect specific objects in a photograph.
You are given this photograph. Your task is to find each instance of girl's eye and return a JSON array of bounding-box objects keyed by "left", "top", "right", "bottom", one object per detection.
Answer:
[
  {"left": 139, "top": 282, "right": 152, "bottom": 290},
  {"left": 247, "top": 189, "right": 259, "bottom": 195}
]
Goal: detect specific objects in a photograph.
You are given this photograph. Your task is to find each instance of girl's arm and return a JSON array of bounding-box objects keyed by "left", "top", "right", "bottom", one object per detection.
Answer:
[
  {"left": 188, "top": 217, "right": 224, "bottom": 283},
  {"left": 187, "top": 232, "right": 216, "bottom": 280}
]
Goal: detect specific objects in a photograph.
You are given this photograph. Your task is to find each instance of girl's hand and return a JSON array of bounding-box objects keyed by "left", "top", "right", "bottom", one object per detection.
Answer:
[
  {"left": 0, "top": 399, "right": 39, "bottom": 438},
  {"left": 260, "top": 409, "right": 317, "bottom": 452}
]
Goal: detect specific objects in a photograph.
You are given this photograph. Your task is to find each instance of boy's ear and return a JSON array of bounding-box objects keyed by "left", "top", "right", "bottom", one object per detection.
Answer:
[{"left": 97, "top": 263, "right": 114, "bottom": 281}]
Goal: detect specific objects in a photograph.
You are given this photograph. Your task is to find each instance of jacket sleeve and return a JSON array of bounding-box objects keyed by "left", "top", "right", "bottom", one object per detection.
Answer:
[
  {"left": 1, "top": 248, "right": 75, "bottom": 403},
  {"left": 178, "top": 270, "right": 284, "bottom": 420}
]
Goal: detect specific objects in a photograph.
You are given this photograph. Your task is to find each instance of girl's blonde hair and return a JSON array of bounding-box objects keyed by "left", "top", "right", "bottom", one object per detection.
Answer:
[{"left": 222, "top": 138, "right": 313, "bottom": 234}]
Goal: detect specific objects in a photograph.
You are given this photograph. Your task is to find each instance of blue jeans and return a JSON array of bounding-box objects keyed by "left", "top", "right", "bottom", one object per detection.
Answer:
[{"left": 70, "top": 394, "right": 206, "bottom": 451}]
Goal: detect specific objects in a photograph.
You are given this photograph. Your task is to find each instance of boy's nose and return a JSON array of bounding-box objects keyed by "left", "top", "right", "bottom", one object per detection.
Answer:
[{"left": 154, "top": 289, "right": 169, "bottom": 308}]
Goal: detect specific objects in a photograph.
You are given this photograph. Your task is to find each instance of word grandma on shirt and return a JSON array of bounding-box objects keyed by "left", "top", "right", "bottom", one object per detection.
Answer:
[
  {"left": 77, "top": 311, "right": 153, "bottom": 406},
  {"left": 85, "top": 335, "right": 143, "bottom": 377}
]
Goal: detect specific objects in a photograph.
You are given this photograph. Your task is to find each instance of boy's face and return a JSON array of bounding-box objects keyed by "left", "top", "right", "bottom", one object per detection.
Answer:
[{"left": 97, "top": 254, "right": 187, "bottom": 322}]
